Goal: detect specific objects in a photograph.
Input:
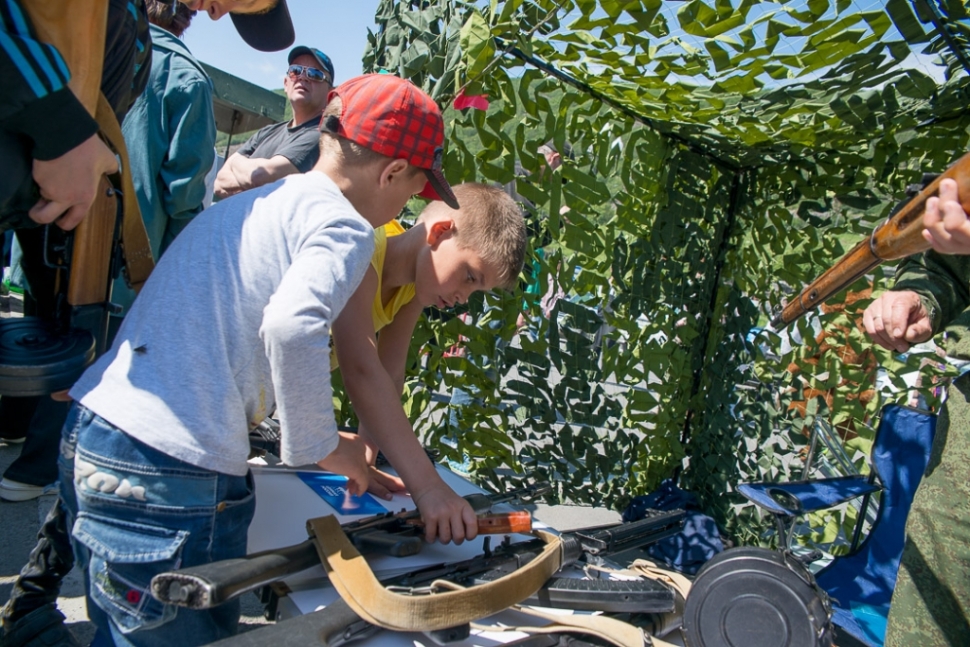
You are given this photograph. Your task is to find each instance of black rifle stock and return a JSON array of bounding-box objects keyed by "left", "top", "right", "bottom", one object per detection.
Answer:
[
  {"left": 151, "top": 483, "right": 551, "bottom": 610},
  {"left": 771, "top": 152, "right": 970, "bottom": 328},
  {"left": 202, "top": 509, "right": 686, "bottom": 647}
]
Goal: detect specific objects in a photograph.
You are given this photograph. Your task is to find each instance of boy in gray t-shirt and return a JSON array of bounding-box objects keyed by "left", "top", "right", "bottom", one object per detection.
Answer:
[{"left": 59, "top": 74, "right": 475, "bottom": 646}]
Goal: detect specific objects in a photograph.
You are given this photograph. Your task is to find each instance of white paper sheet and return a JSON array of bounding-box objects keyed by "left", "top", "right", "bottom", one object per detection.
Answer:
[{"left": 247, "top": 462, "right": 538, "bottom": 583}]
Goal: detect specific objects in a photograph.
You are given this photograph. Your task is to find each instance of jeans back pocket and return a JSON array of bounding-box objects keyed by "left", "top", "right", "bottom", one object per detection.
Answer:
[{"left": 73, "top": 512, "right": 189, "bottom": 634}]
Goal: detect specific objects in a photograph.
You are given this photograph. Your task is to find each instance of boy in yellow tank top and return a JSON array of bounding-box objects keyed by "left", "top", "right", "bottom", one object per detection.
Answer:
[{"left": 331, "top": 183, "right": 526, "bottom": 542}]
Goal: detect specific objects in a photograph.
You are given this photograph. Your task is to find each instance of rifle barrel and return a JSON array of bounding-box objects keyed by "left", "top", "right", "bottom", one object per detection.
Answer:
[
  {"left": 772, "top": 151, "right": 970, "bottom": 328},
  {"left": 576, "top": 508, "right": 686, "bottom": 555}
]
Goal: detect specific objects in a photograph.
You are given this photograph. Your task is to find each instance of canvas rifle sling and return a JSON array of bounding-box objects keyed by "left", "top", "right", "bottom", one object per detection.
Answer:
[
  {"left": 95, "top": 93, "right": 155, "bottom": 292},
  {"left": 307, "top": 515, "right": 563, "bottom": 632},
  {"left": 464, "top": 561, "right": 690, "bottom": 647},
  {"left": 472, "top": 602, "right": 675, "bottom": 647},
  {"left": 625, "top": 559, "right": 692, "bottom": 606}
]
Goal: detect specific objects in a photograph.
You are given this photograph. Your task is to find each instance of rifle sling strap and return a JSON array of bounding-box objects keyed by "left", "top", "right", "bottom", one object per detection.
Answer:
[
  {"left": 619, "top": 559, "right": 692, "bottom": 603},
  {"left": 307, "top": 514, "right": 563, "bottom": 633},
  {"left": 467, "top": 560, "right": 692, "bottom": 647},
  {"left": 472, "top": 603, "right": 676, "bottom": 647},
  {"left": 95, "top": 92, "right": 155, "bottom": 292}
]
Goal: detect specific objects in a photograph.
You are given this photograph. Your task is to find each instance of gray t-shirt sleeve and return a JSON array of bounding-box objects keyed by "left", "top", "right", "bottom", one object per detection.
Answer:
[
  {"left": 274, "top": 125, "right": 322, "bottom": 173},
  {"left": 237, "top": 124, "right": 273, "bottom": 157},
  {"left": 260, "top": 216, "right": 374, "bottom": 468}
]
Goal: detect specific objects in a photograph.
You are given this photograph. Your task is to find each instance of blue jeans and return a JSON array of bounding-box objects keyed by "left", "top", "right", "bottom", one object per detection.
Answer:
[{"left": 58, "top": 404, "right": 256, "bottom": 647}]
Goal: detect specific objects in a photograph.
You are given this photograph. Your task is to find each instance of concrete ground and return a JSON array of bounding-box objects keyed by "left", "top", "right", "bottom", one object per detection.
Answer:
[{"left": 0, "top": 438, "right": 620, "bottom": 646}]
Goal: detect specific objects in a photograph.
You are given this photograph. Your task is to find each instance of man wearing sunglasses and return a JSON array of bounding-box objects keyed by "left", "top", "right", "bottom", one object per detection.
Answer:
[{"left": 214, "top": 46, "right": 334, "bottom": 199}]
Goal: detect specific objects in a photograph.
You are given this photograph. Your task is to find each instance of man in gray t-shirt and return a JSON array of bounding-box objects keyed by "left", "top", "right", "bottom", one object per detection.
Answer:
[{"left": 214, "top": 45, "right": 334, "bottom": 198}]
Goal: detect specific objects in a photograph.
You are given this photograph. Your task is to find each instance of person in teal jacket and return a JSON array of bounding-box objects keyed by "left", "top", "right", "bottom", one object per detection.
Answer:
[{"left": 111, "top": 1, "right": 215, "bottom": 330}]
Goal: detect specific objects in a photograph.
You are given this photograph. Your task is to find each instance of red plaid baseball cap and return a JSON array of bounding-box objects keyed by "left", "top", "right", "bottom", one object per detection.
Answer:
[{"left": 324, "top": 74, "right": 459, "bottom": 209}]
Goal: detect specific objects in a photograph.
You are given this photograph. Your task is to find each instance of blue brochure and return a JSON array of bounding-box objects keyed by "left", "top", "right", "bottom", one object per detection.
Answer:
[{"left": 296, "top": 472, "right": 388, "bottom": 515}]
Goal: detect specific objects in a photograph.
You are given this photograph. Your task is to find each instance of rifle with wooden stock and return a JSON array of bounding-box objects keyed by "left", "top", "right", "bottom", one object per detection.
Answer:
[
  {"left": 7, "top": 1, "right": 155, "bottom": 395},
  {"left": 151, "top": 483, "right": 552, "bottom": 610},
  {"left": 770, "top": 152, "right": 970, "bottom": 329}
]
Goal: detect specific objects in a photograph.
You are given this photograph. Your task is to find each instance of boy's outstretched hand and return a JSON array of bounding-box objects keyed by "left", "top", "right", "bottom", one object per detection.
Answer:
[
  {"left": 412, "top": 483, "right": 479, "bottom": 545},
  {"left": 368, "top": 467, "right": 406, "bottom": 499},
  {"left": 317, "top": 431, "right": 404, "bottom": 501}
]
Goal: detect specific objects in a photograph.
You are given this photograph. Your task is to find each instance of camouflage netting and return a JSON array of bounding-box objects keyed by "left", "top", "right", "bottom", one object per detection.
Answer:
[{"left": 333, "top": 0, "right": 970, "bottom": 546}]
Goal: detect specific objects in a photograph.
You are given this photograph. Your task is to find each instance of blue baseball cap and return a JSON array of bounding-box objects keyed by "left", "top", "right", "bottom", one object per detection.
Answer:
[{"left": 288, "top": 46, "right": 335, "bottom": 85}]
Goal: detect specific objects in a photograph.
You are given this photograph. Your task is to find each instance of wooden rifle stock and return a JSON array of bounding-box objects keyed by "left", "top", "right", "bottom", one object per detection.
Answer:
[
  {"left": 67, "top": 176, "right": 118, "bottom": 307},
  {"left": 771, "top": 152, "right": 970, "bottom": 328},
  {"left": 24, "top": 0, "right": 125, "bottom": 349},
  {"left": 25, "top": 0, "right": 113, "bottom": 309}
]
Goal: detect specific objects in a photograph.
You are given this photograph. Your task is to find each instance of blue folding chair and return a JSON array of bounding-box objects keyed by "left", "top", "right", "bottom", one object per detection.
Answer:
[{"left": 738, "top": 404, "right": 937, "bottom": 646}]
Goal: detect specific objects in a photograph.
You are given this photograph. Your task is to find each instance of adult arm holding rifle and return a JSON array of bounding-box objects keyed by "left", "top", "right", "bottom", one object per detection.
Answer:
[
  {"left": 770, "top": 160, "right": 970, "bottom": 645},
  {"left": 864, "top": 177, "right": 970, "bottom": 646},
  {"left": 771, "top": 152, "right": 970, "bottom": 329},
  {"left": 863, "top": 177, "right": 970, "bottom": 353}
]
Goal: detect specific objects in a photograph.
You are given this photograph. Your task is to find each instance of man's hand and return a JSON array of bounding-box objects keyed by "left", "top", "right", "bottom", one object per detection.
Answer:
[
  {"left": 213, "top": 155, "right": 243, "bottom": 199},
  {"left": 863, "top": 290, "right": 934, "bottom": 353},
  {"left": 923, "top": 178, "right": 970, "bottom": 255},
  {"left": 412, "top": 483, "right": 479, "bottom": 545},
  {"left": 29, "top": 133, "right": 119, "bottom": 231}
]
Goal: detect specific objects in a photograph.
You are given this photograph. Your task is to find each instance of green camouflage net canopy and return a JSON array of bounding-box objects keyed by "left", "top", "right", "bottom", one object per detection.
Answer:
[{"left": 345, "top": 0, "right": 970, "bottom": 545}]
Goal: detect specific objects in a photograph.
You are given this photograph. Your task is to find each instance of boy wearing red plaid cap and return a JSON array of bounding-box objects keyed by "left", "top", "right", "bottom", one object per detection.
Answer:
[{"left": 53, "top": 74, "right": 472, "bottom": 647}]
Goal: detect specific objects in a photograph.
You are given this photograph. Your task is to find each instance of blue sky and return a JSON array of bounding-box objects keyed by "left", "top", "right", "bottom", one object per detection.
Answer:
[
  {"left": 183, "top": 0, "right": 382, "bottom": 90},
  {"left": 180, "top": 1, "right": 950, "bottom": 95}
]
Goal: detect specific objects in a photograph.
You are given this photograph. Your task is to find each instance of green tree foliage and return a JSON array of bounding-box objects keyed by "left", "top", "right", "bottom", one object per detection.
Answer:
[{"left": 343, "top": 0, "right": 970, "bottom": 545}]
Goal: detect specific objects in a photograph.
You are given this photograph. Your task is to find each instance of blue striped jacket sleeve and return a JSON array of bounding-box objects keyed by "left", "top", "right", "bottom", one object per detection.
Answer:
[
  {"left": 0, "top": 0, "right": 70, "bottom": 106},
  {"left": 0, "top": 0, "right": 99, "bottom": 159}
]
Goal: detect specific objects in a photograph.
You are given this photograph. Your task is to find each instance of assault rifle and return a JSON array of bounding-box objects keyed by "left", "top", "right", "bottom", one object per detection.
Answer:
[
  {"left": 0, "top": 3, "right": 154, "bottom": 398},
  {"left": 771, "top": 152, "right": 970, "bottom": 328},
  {"left": 202, "top": 509, "right": 685, "bottom": 647},
  {"left": 152, "top": 483, "right": 551, "bottom": 610}
]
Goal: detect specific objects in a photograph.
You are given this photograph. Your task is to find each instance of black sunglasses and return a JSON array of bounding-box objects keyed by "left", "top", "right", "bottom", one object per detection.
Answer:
[{"left": 287, "top": 65, "right": 331, "bottom": 84}]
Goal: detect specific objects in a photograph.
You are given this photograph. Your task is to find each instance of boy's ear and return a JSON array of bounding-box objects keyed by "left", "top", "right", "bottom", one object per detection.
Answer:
[
  {"left": 378, "top": 158, "right": 412, "bottom": 187},
  {"left": 426, "top": 218, "right": 454, "bottom": 246}
]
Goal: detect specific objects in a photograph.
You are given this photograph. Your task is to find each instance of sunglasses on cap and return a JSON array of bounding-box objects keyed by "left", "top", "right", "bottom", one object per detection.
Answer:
[{"left": 287, "top": 65, "right": 331, "bottom": 84}]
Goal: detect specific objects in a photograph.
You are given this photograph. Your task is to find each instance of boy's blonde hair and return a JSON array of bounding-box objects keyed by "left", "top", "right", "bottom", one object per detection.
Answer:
[
  {"left": 420, "top": 183, "right": 526, "bottom": 290},
  {"left": 318, "top": 97, "right": 423, "bottom": 178}
]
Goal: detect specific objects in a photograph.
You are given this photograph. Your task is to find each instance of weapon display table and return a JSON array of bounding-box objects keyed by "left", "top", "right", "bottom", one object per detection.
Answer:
[
  {"left": 247, "top": 461, "right": 535, "bottom": 584},
  {"left": 237, "top": 460, "right": 686, "bottom": 647}
]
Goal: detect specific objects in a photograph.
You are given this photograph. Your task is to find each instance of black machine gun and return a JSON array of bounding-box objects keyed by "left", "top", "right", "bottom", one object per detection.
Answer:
[
  {"left": 152, "top": 483, "right": 551, "bottom": 610},
  {"left": 0, "top": 181, "right": 124, "bottom": 397},
  {"left": 202, "top": 508, "right": 687, "bottom": 647}
]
